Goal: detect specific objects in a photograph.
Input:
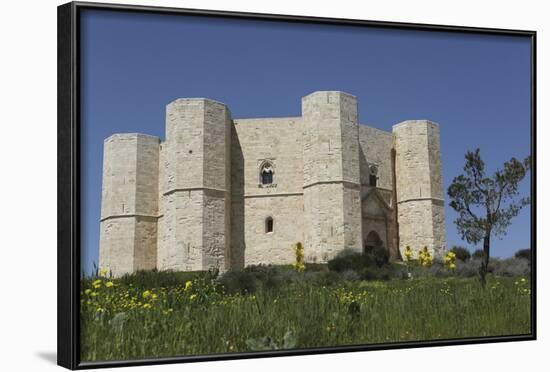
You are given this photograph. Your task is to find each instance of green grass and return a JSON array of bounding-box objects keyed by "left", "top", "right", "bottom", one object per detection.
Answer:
[{"left": 80, "top": 273, "right": 531, "bottom": 362}]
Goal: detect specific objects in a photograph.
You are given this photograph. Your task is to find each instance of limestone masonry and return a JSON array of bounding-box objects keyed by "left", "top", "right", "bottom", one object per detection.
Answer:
[{"left": 99, "top": 91, "right": 446, "bottom": 277}]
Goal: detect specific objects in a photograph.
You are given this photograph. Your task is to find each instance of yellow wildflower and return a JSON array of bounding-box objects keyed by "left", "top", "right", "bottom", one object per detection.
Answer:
[
  {"left": 142, "top": 290, "right": 151, "bottom": 299},
  {"left": 105, "top": 281, "right": 114, "bottom": 288},
  {"left": 98, "top": 268, "right": 108, "bottom": 277},
  {"left": 184, "top": 281, "right": 192, "bottom": 291},
  {"left": 143, "top": 303, "right": 152, "bottom": 309},
  {"left": 189, "top": 294, "right": 197, "bottom": 301},
  {"left": 84, "top": 289, "right": 92, "bottom": 295},
  {"left": 404, "top": 246, "right": 413, "bottom": 261}
]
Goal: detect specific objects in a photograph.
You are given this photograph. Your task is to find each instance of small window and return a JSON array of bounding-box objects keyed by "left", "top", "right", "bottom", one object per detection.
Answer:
[
  {"left": 262, "top": 169, "right": 273, "bottom": 185},
  {"left": 265, "top": 217, "right": 274, "bottom": 233},
  {"left": 369, "top": 164, "right": 378, "bottom": 187},
  {"left": 260, "top": 161, "right": 274, "bottom": 185},
  {"left": 369, "top": 174, "right": 377, "bottom": 187}
]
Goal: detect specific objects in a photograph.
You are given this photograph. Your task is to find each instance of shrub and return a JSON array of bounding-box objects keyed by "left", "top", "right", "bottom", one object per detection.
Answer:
[
  {"left": 492, "top": 258, "right": 531, "bottom": 277},
  {"left": 450, "top": 246, "right": 471, "bottom": 262},
  {"left": 304, "top": 263, "right": 328, "bottom": 272},
  {"left": 365, "top": 245, "right": 389, "bottom": 267},
  {"left": 360, "top": 266, "right": 390, "bottom": 280},
  {"left": 304, "top": 270, "right": 342, "bottom": 286},
  {"left": 472, "top": 249, "right": 484, "bottom": 259},
  {"left": 514, "top": 249, "right": 531, "bottom": 262},
  {"left": 327, "top": 249, "right": 375, "bottom": 272},
  {"left": 218, "top": 270, "right": 257, "bottom": 294},
  {"left": 455, "top": 258, "right": 482, "bottom": 277},
  {"left": 115, "top": 270, "right": 209, "bottom": 291}
]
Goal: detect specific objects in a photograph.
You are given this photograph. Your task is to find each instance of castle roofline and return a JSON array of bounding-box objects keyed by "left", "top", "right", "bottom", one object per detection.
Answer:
[
  {"left": 104, "top": 133, "right": 160, "bottom": 143},
  {"left": 167, "top": 97, "right": 227, "bottom": 107},
  {"left": 233, "top": 116, "right": 302, "bottom": 122},
  {"left": 302, "top": 90, "right": 357, "bottom": 100},
  {"left": 392, "top": 120, "right": 439, "bottom": 130}
]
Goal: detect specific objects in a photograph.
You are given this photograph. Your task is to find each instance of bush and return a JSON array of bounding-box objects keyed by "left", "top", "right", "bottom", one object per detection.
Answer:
[
  {"left": 304, "top": 270, "right": 343, "bottom": 286},
  {"left": 360, "top": 266, "right": 392, "bottom": 281},
  {"left": 450, "top": 246, "right": 471, "bottom": 262},
  {"left": 114, "top": 270, "right": 210, "bottom": 291},
  {"left": 304, "top": 262, "right": 328, "bottom": 272},
  {"left": 492, "top": 258, "right": 531, "bottom": 277},
  {"left": 455, "top": 258, "right": 482, "bottom": 277},
  {"left": 218, "top": 270, "right": 257, "bottom": 294},
  {"left": 514, "top": 249, "right": 531, "bottom": 262},
  {"left": 365, "top": 245, "right": 390, "bottom": 267},
  {"left": 219, "top": 265, "right": 305, "bottom": 294},
  {"left": 472, "top": 249, "right": 484, "bottom": 259},
  {"left": 327, "top": 249, "right": 375, "bottom": 272}
]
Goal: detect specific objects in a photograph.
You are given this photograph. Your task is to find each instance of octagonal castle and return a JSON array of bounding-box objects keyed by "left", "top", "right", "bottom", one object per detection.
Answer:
[{"left": 99, "top": 91, "right": 446, "bottom": 277}]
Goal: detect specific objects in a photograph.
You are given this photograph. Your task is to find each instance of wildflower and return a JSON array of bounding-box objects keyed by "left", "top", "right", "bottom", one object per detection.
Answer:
[
  {"left": 184, "top": 281, "right": 192, "bottom": 291},
  {"left": 105, "top": 281, "right": 114, "bottom": 288},
  {"left": 152, "top": 293, "right": 158, "bottom": 299},
  {"left": 84, "top": 289, "right": 92, "bottom": 295},
  {"left": 189, "top": 294, "right": 197, "bottom": 301},
  {"left": 90, "top": 292, "right": 98, "bottom": 297},
  {"left": 443, "top": 251, "right": 456, "bottom": 270},
  {"left": 143, "top": 303, "right": 152, "bottom": 309},
  {"left": 142, "top": 290, "right": 151, "bottom": 299},
  {"left": 419, "top": 247, "right": 433, "bottom": 267},
  {"left": 92, "top": 279, "right": 102, "bottom": 286},
  {"left": 292, "top": 242, "right": 306, "bottom": 273},
  {"left": 404, "top": 246, "right": 413, "bottom": 261},
  {"left": 96, "top": 307, "right": 105, "bottom": 313},
  {"left": 98, "top": 268, "right": 108, "bottom": 277}
]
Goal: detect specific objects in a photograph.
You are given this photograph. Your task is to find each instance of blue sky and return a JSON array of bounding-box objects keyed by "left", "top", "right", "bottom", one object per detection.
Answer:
[{"left": 80, "top": 9, "right": 532, "bottom": 274}]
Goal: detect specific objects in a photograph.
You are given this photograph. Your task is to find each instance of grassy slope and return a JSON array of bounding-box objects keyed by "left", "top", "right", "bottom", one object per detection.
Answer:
[{"left": 80, "top": 274, "right": 531, "bottom": 361}]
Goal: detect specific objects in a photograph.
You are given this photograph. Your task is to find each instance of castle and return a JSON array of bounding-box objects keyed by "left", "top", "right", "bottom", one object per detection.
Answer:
[{"left": 99, "top": 91, "right": 446, "bottom": 277}]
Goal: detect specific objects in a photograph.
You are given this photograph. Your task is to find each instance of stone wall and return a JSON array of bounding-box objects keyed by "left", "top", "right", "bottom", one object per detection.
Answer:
[
  {"left": 231, "top": 117, "right": 304, "bottom": 268},
  {"left": 358, "top": 124, "right": 393, "bottom": 191}
]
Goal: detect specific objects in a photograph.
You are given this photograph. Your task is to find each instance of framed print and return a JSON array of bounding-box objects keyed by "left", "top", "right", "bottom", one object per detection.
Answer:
[{"left": 57, "top": 1, "right": 536, "bottom": 369}]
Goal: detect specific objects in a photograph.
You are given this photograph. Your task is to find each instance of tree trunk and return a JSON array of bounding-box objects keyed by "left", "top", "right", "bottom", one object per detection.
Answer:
[{"left": 479, "top": 234, "right": 491, "bottom": 287}]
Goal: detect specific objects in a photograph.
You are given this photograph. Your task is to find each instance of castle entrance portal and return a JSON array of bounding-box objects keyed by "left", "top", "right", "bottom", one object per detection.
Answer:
[{"left": 364, "top": 230, "right": 383, "bottom": 254}]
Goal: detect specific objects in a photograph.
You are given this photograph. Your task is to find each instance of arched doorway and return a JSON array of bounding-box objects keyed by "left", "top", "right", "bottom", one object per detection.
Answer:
[{"left": 364, "top": 230, "right": 383, "bottom": 254}]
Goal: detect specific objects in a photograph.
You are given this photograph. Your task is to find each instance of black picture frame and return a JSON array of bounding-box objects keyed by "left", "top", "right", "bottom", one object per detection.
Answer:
[{"left": 57, "top": 1, "right": 537, "bottom": 369}]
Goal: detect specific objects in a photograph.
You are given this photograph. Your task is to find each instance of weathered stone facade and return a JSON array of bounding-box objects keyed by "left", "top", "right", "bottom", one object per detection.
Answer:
[{"left": 99, "top": 91, "right": 446, "bottom": 277}]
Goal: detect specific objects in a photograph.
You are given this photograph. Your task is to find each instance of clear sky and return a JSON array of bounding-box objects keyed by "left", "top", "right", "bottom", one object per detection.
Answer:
[{"left": 80, "top": 9, "right": 532, "bottom": 274}]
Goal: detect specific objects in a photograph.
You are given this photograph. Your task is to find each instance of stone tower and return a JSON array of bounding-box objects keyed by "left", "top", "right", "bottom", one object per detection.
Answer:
[
  {"left": 302, "top": 91, "right": 363, "bottom": 262},
  {"left": 156, "top": 98, "right": 231, "bottom": 272},
  {"left": 99, "top": 133, "right": 160, "bottom": 277},
  {"left": 393, "top": 120, "right": 446, "bottom": 258}
]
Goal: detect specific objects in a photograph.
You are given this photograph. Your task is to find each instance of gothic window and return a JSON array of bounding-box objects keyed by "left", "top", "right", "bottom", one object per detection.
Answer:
[
  {"left": 265, "top": 217, "right": 274, "bottom": 233},
  {"left": 260, "top": 161, "right": 274, "bottom": 185}
]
